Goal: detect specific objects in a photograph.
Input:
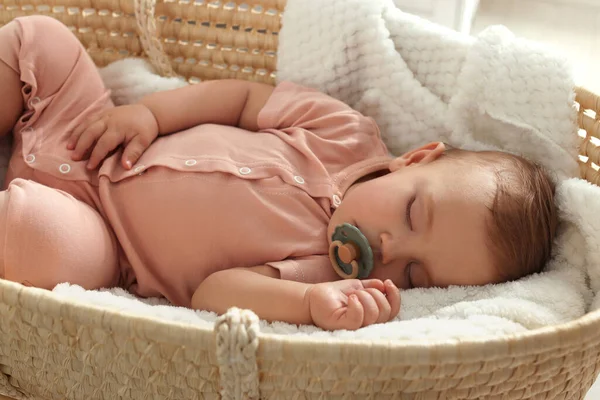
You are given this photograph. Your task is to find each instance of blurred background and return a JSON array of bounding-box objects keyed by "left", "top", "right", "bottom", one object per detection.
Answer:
[
  {"left": 473, "top": 0, "right": 600, "bottom": 94},
  {"left": 393, "top": 0, "right": 600, "bottom": 397},
  {"left": 396, "top": 0, "right": 600, "bottom": 93}
]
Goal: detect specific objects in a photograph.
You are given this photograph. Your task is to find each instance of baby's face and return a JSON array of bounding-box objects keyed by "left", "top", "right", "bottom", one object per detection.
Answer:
[{"left": 328, "top": 142, "right": 501, "bottom": 290}]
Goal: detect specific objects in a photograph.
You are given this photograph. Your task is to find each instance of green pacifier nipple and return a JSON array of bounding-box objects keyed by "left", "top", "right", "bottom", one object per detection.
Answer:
[{"left": 329, "top": 223, "right": 374, "bottom": 279}]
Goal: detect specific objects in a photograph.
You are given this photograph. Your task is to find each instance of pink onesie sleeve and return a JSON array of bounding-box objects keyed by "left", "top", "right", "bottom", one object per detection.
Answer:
[
  {"left": 267, "top": 255, "right": 340, "bottom": 284},
  {"left": 257, "top": 81, "right": 382, "bottom": 143}
]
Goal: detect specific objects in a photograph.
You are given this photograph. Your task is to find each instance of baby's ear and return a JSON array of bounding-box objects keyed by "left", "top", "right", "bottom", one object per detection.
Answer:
[{"left": 389, "top": 142, "right": 446, "bottom": 172}]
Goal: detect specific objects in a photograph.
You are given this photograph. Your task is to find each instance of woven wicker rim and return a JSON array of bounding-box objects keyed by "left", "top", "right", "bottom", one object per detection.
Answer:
[{"left": 10, "top": 274, "right": 598, "bottom": 365}]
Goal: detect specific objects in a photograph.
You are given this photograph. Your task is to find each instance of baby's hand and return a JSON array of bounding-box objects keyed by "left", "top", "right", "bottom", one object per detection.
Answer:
[
  {"left": 68, "top": 104, "right": 159, "bottom": 170},
  {"left": 307, "top": 279, "right": 400, "bottom": 331}
]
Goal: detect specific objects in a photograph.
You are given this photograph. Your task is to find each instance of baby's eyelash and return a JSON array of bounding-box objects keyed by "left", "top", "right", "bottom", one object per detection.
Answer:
[{"left": 406, "top": 195, "right": 416, "bottom": 230}]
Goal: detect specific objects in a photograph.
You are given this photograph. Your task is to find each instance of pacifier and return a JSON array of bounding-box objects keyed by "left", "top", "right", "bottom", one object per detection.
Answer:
[{"left": 329, "top": 223, "right": 374, "bottom": 279}]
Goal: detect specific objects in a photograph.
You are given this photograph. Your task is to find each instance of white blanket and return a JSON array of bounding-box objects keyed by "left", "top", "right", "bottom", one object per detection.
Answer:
[{"left": 43, "top": 0, "right": 600, "bottom": 339}]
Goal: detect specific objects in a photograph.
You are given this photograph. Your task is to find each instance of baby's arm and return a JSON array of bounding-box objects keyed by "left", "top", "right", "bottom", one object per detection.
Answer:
[
  {"left": 192, "top": 266, "right": 401, "bottom": 330},
  {"left": 140, "top": 79, "right": 274, "bottom": 134},
  {"left": 191, "top": 266, "right": 313, "bottom": 325},
  {"left": 68, "top": 79, "right": 274, "bottom": 169}
]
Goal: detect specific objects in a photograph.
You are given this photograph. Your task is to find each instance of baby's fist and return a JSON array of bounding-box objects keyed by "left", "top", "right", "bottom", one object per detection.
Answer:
[{"left": 307, "top": 279, "right": 400, "bottom": 331}]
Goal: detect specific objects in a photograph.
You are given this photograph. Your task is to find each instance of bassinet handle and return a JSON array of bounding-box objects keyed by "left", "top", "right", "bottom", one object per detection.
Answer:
[
  {"left": 134, "top": 0, "right": 176, "bottom": 77},
  {"left": 215, "top": 307, "right": 261, "bottom": 400}
]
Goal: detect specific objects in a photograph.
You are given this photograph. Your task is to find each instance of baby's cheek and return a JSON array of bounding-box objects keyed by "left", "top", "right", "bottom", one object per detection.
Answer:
[{"left": 370, "top": 262, "right": 404, "bottom": 288}]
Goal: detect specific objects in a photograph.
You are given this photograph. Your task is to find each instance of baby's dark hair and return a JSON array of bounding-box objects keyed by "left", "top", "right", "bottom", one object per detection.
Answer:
[{"left": 441, "top": 146, "right": 558, "bottom": 281}]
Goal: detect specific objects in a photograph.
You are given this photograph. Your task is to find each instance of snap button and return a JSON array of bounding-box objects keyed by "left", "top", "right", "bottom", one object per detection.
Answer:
[
  {"left": 239, "top": 167, "right": 252, "bottom": 175},
  {"left": 59, "top": 163, "right": 71, "bottom": 174},
  {"left": 332, "top": 194, "right": 342, "bottom": 206},
  {"left": 25, "top": 154, "right": 35, "bottom": 164},
  {"left": 134, "top": 165, "right": 145, "bottom": 174},
  {"left": 185, "top": 159, "right": 197, "bottom": 166},
  {"left": 293, "top": 176, "right": 305, "bottom": 184},
  {"left": 28, "top": 97, "right": 41, "bottom": 107}
]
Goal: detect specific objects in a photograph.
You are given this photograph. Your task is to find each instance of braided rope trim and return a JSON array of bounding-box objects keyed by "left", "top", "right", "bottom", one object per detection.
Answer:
[
  {"left": 215, "top": 308, "right": 260, "bottom": 400},
  {"left": 134, "top": 0, "right": 176, "bottom": 76}
]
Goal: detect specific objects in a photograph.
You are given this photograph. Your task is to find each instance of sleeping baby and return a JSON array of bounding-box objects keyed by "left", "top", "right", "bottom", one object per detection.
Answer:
[{"left": 0, "top": 16, "right": 557, "bottom": 330}]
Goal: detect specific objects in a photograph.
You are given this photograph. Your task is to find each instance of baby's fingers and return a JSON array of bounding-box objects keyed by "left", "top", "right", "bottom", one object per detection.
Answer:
[
  {"left": 342, "top": 294, "right": 365, "bottom": 330},
  {"left": 70, "top": 119, "right": 106, "bottom": 161},
  {"left": 87, "top": 129, "right": 124, "bottom": 169},
  {"left": 122, "top": 134, "right": 152, "bottom": 170},
  {"left": 385, "top": 280, "right": 401, "bottom": 320},
  {"left": 67, "top": 121, "right": 89, "bottom": 150},
  {"left": 68, "top": 116, "right": 100, "bottom": 149},
  {"left": 360, "top": 279, "right": 385, "bottom": 292},
  {"left": 364, "top": 288, "right": 391, "bottom": 324},
  {"left": 353, "top": 290, "right": 379, "bottom": 327}
]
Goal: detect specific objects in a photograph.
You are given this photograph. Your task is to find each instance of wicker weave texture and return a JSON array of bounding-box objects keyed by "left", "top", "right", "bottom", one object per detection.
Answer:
[
  {"left": 1, "top": 1, "right": 600, "bottom": 399},
  {"left": 0, "top": 0, "right": 281, "bottom": 83},
  {"left": 255, "top": 306, "right": 600, "bottom": 399},
  {"left": 257, "top": 341, "right": 600, "bottom": 399},
  {"left": 2, "top": 276, "right": 600, "bottom": 400},
  {"left": 0, "top": 0, "right": 142, "bottom": 68},
  {"left": 0, "top": 281, "right": 220, "bottom": 400},
  {"left": 576, "top": 87, "right": 600, "bottom": 186}
]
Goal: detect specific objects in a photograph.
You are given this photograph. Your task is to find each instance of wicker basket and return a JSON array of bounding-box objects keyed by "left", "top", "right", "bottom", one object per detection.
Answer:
[{"left": 1, "top": 1, "right": 600, "bottom": 399}]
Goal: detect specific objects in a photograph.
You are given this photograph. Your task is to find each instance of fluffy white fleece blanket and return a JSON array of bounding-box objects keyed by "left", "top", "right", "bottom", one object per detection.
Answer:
[{"left": 33, "top": 0, "right": 600, "bottom": 339}]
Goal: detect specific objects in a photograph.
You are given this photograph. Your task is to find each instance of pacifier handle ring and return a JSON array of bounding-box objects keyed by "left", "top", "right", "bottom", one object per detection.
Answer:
[{"left": 329, "top": 240, "right": 360, "bottom": 279}]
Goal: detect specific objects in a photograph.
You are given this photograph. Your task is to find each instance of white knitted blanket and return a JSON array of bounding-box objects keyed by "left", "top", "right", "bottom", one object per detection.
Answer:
[
  {"left": 44, "top": 0, "right": 600, "bottom": 340},
  {"left": 277, "top": 0, "right": 579, "bottom": 181}
]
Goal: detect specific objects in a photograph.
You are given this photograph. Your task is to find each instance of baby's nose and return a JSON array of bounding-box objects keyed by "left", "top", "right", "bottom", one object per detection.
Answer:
[{"left": 379, "top": 231, "right": 412, "bottom": 265}]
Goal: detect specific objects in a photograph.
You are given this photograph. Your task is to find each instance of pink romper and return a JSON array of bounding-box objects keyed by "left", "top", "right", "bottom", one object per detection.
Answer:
[{"left": 0, "top": 16, "right": 392, "bottom": 307}]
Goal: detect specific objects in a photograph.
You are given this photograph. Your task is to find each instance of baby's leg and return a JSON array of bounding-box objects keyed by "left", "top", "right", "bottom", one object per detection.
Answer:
[
  {"left": 0, "top": 179, "right": 120, "bottom": 290},
  {"left": 0, "top": 22, "right": 23, "bottom": 137},
  {"left": 0, "top": 16, "right": 112, "bottom": 138}
]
